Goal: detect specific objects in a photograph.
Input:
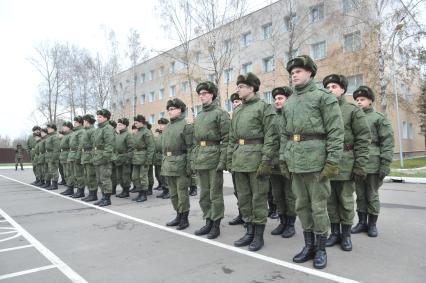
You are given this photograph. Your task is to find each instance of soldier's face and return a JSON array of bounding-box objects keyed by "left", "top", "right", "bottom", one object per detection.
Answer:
[
  {"left": 274, "top": 95, "right": 287, "bottom": 109},
  {"left": 117, "top": 123, "right": 126, "bottom": 131},
  {"left": 47, "top": 128, "right": 54, "bottom": 134},
  {"left": 291, "top": 68, "right": 311, "bottom": 86},
  {"left": 158, "top": 124, "right": 166, "bottom": 131},
  {"left": 167, "top": 107, "right": 181, "bottom": 119},
  {"left": 326, "top": 83, "right": 345, "bottom": 98},
  {"left": 237, "top": 84, "right": 253, "bottom": 99},
  {"left": 96, "top": 115, "right": 107, "bottom": 124},
  {"left": 232, "top": 99, "right": 242, "bottom": 109},
  {"left": 134, "top": 121, "right": 144, "bottom": 128},
  {"left": 74, "top": 121, "right": 82, "bottom": 127},
  {"left": 355, "top": 97, "right": 372, "bottom": 109},
  {"left": 198, "top": 91, "right": 213, "bottom": 105},
  {"left": 63, "top": 126, "right": 70, "bottom": 133},
  {"left": 83, "top": 120, "right": 90, "bottom": 127}
]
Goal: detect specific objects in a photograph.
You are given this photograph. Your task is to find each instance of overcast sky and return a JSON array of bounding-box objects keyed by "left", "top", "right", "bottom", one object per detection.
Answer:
[{"left": 0, "top": 0, "right": 269, "bottom": 139}]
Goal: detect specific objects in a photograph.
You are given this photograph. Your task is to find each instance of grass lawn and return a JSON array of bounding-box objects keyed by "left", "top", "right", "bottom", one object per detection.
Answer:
[
  {"left": 391, "top": 157, "right": 426, "bottom": 169},
  {"left": 389, "top": 170, "right": 426, "bottom": 178},
  {"left": 0, "top": 163, "right": 32, "bottom": 167}
]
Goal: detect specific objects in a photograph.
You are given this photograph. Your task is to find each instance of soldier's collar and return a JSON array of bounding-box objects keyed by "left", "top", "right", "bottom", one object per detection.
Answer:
[
  {"left": 294, "top": 79, "right": 316, "bottom": 93},
  {"left": 363, "top": 106, "right": 374, "bottom": 113},
  {"left": 242, "top": 93, "right": 260, "bottom": 104}
]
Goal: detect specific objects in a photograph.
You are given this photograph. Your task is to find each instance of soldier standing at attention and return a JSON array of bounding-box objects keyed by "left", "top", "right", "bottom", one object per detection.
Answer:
[
  {"left": 193, "top": 81, "right": 230, "bottom": 239},
  {"left": 80, "top": 114, "right": 98, "bottom": 202},
  {"left": 93, "top": 109, "right": 115, "bottom": 207},
  {"left": 37, "top": 128, "right": 49, "bottom": 187},
  {"left": 131, "top": 115, "right": 155, "bottom": 203},
  {"left": 145, "top": 121, "right": 155, "bottom": 196},
  {"left": 155, "top": 118, "right": 170, "bottom": 199},
  {"left": 109, "top": 120, "right": 118, "bottom": 195},
  {"left": 162, "top": 98, "right": 194, "bottom": 230},
  {"left": 227, "top": 72, "right": 278, "bottom": 252},
  {"left": 60, "top": 122, "right": 74, "bottom": 195},
  {"left": 322, "top": 75, "right": 371, "bottom": 251},
  {"left": 44, "top": 124, "right": 61, "bottom": 190},
  {"left": 33, "top": 134, "right": 42, "bottom": 183},
  {"left": 114, "top": 118, "right": 135, "bottom": 198},
  {"left": 270, "top": 87, "right": 297, "bottom": 238},
  {"left": 228, "top": 92, "right": 244, "bottom": 226},
  {"left": 351, "top": 86, "right": 394, "bottom": 237},
  {"left": 15, "top": 144, "right": 24, "bottom": 171},
  {"left": 68, "top": 116, "right": 85, "bottom": 198},
  {"left": 29, "top": 126, "right": 41, "bottom": 184},
  {"left": 57, "top": 131, "right": 66, "bottom": 185},
  {"left": 279, "top": 55, "right": 344, "bottom": 269}
]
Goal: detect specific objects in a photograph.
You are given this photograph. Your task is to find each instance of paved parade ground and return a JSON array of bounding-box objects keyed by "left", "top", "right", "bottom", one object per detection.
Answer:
[{"left": 0, "top": 169, "right": 425, "bottom": 283}]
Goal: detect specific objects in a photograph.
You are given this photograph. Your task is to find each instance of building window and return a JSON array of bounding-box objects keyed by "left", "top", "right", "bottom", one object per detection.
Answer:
[
  {"left": 181, "top": 81, "right": 189, "bottom": 93},
  {"left": 169, "top": 85, "right": 176, "bottom": 97},
  {"left": 344, "top": 31, "right": 361, "bottom": 52},
  {"left": 403, "top": 121, "right": 414, "bottom": 139},
  {"left": 342, "top": 0, "right": 359, "bottom": 13},
  {"left": 310, "top": 3, "right": 324, "bottom": 23},
  {"left": 149, "top": 114, "right": 155, "bottom": 125},
  {"left": 149, "top": 70, "right": 154, "bottom": 80},
  {"left": 195, "top": 51, "right": 201, "bottom": 63},
  {"left": 311, "top": 41, "right": 326, "bottom": 60},
  {"left": 159, "top": 66, "right": 165, "bottom": 77},
  {"left": 284, "top": 49, "right": 299, "bottom": 63},
  {"left": 193, "top": 105, "right": 203, "bottom": 117},
  {"left": 241, "top": 62, "right": 252, "bottom": 75},
  {"left": 224, "top": 99, "right": 233, "bottom": 112},
  {"left": 346, "top": 74, "right": 363, "bottom": 95},
  {"left": 263, "top": 56, "right": 274, "bottom": 73},
  {"left": 400, "top": 83, "right": 414, "bottom": 101},
  {"left": 140, "top": 94, "right": 146, "bottom": 105},
  {"left": 224, "top": 39, "right": 231, "bottom": 53},
  {"left": 284, "top": 13, "right": 298, "bottom": 31},
  {"left": 149, "top": 91, "right": 155, "bottom": 102},
  {"left": 159, "top": 111, "right": 165, "bottom": 119},
  {"left": 263, "top": 91, "right": 273, "bottom": 104},
  {"left": 262, "top": 23, "right": 272, "bottom": 40},
  {"left": 170, "top": 62, "right": 176, "bottom": 74},
  {"left": 159, "top": 88, "right": 164, "bottom": 100},
  {"left": 119, "top": 82, "right": 123, "bottom": 90},
  {"left": 140, "top": 73, "right": 145, "bottom": 84},
  {"left": 224, "top": 68, "right": 233, "bottom": 83},
  {"left": 241, "top": 31, "right": 252, "bottom": 48},
  {"left": 208, "top": 73, "right": 216, "bottom": 82}
]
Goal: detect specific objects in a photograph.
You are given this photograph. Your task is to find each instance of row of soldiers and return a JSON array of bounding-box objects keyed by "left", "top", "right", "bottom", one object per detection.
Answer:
[{"left": 26, "top": 54, "right": 394, "bottom": 270}]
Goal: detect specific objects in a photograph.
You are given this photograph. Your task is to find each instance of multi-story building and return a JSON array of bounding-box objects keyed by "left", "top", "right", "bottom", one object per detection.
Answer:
[{"left": 111, "top": 0, "right": 425, "bottom": 156}]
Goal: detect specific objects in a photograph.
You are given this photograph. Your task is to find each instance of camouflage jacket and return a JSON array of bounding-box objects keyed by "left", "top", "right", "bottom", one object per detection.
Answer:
[
  {"left": 92, "top": 121, "right": 115, "bottom": 166},
  {"left": 131, "top": 127, "right": 155, "bottom": 165}
]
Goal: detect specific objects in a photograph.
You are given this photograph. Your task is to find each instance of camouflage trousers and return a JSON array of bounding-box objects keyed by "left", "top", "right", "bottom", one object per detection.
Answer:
[
  {"left": 115, "top": 163, "right": 132, "bottom": 189},
  {"left": 355, "top": 174, "right": 382, "bottom": 215},
  {"left": 95, "top": 163, "right": 112, "bottom": 194},
  {"left": 148, "top": 165, "right": 154, "bottom": 191},
  {"left": 154, "top": 165, "right": 166, "bottom": 187},
  {"left": 111, "top": 163, "right": 117, "bottom": 189},
  {"left": 36, "top": 162, "right": 46, "bottom": 180},
  {"left": 166, "top": 175, "right": 190, "bottom": 213},
  {"left": 234, "top": 172, "right": 269, "bottom": 225},
  {"left": 46, "top": 159, "right": 59, "bottom": 182},
  {"left": 197, "top": 169, "right": 224, "bottom": 221},
  {"left": 131, "top": 165, "right": 149, "bottom": 192},
  {"left": 84, "top": 163, "right": 97, "bottom": 192},
  {"left": 67, "top": 160, "right": 84, "bottom": 188},
  {"left": 292, "top": 172, "right": 331, "bottom": 235},
  {"left": 328, "top": 180, "right": 355, "bottom": 225},
  {"left": 270, "top": 173, "right": 296, "bottom": 217}
]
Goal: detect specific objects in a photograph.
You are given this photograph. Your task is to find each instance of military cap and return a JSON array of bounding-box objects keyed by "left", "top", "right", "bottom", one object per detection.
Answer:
[
  {"left": 117, "top": 117, "right": 129, "bottom": 126},
  {"left": 157, "top": 118, "right": 169, "bottom": 125},
  {"left": 32, "top": 125, "right": 41, "bottom": 132},
  {"left": 73, "top": 115, "right": 84, "bottom": 124},
  {"left": 196, "top": 81, "right": 218, "bottom": 99},
  {"left": 62, "top": 121, "right": 74, "bottom": 130},
  {"left": 134, "top": 114, "right": 146, "bottom": 123},
  {"left": 272, "top": 86, "right": 293, "bottom": 98},
  {"left": 41, "top": 128, "right": 48, "bottom": 134},
  {"left": 83, "top": 114, "right": 96, "bottom": 124},
  {"left": 166, "top": 98, "right": 187, "bottom": 112},
  {"left": 236, "top": 72, "right": 261, "bottom": 92},
  {"left": 286, "top": 55, "right": 317, "bottom": 77},
  {"left": 46, "top": 123, "right": 57, "bottom": 131},
  {"left": 96, "top": 108, "right": 111, "bottom": 120},
  {"left": 353, "top": 86, "right": 375, "bottom": 102},
  {"left": 109, "top": 120, "right": 117, "bottom": 128},
  {"left": 323, "top": 74, "right": 348, "bottom": 93},
  {"left": 230, "top": 92, "right": 240, "bottom": 102}
]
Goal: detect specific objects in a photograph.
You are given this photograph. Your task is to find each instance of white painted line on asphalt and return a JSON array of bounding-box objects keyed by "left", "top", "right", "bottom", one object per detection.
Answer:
[
  {"left": 0, "top": 244, "right": 33, "bottom": 253},
  {"left": 0, "top": 207, "right": 88, "bottom": 283},
  {"left": 0, "top": 174, "right": 360, "bottom": 283},
  {"left": 0, "top": 265, "right": 56, "bottom": 280},
  {"left": 0, "top": 231, "right": 16, "bottom": 235},
  {"left": 0, "top": 220, "right": 7, "bottom": 223}
]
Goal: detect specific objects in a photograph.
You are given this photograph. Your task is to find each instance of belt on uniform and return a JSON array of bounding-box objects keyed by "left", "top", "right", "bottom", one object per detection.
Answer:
[
  {"left": 117, "top": 150, "right": 129, "bottom": 154},
  {"left": 198, "top": 140, "right": 220, "bottom": 146},
  {"left": 70, "top": 147, "right": 79, "bottom": 151},
  {"left": 286, "top": 134, "right": 326, "bottom": 142},
  {"left": 94, "top": 145, "right": 105, "bottom": 150},
  {"left": 61, "top": 148, "right": 69, "bottom": 152},
  {"left": 344, "top": 144, "right": 354, "bottom": 151},
  {"left": 371, "top": 141, "right": 380, "bottom": 146},
  {"left": 236, "top": 138, "right": 264, "bottom": 145},
  {"left": 82, "top": 147, "right": 92, "bottom": 152},
  {"left": 46, "top": 149, "right": 53, "bottom": 152},
  {"left": 164, "top": 150, "right": 187, "bottom": 157},
  {"left": 134, "top": 147, "right": 147, "bottom": 152}
]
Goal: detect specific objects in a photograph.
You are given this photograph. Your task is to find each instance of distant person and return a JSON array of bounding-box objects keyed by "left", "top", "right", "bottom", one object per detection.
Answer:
[{"left": 15, "top": 143, "right": 24, "bottom": 171}]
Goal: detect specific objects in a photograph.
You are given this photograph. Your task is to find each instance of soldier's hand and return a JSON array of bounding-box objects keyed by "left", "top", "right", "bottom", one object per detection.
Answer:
[
  {"left": 319, "top": 161, "right": 339, "bottom": 182},
  {"left": 279, "top": 161, "right": 291, "bottom": 179},
  {"left": 216, "top": 163, "right": 225, "bottom": 172},
  {"left": 256, "top": 161, "right": 272, "bottom": 178},
  {"left": 351, "top": 166, "right": 366, "bottom": 183},
  {"left": 378, "top": 166, "right": 390, "bottom": 181}
]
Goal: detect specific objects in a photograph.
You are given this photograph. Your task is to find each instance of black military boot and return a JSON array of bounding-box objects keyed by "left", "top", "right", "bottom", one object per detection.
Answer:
[
  {"left": 94, "top": 194, "right": 105, "bottom": 205},
  {"left": 31, "top": 178, "right": 40, "bottom": 185},
  {"left": 133, "top": 191, "right": 147, "bottom": 202},
  {"left": 326, "top": 223, "right": 341, "bottom": 247},
  {"left": 116, "top": 187, "right": 130, "bottom": 198},
  {"left": 41, "top": 180, "right": 51, "bottom": 188},
  {"left": 166, "top": 212, "right": 181, "bottom": 227},
  {"left": 147, "top": 188, "right": 153, "bottom": 196},
  {"left": 271, "top": 215, "right": 286, "bottom": 235},
  {"left": 367, "top": 214, "right": 378, "bottom": 237},
  {"left": 60, "top": 186, "right": 74, "bottom": 196},
  {"left": 234, "top": 223, "right": 255, "bottom": 247},
  {"left": 189, "top": 186, "right": 197, "bottom": 196},
  {"left": 47, "top": 180, "right": 58, "bottom": 190},
  {"left": 249, "top": 224, "right": 265, "bottom": 251},
  {"left": 58, "top": 179, "right": 66, "bottom": 185},
  {"left": 313, "top": 234, "right": 327, "bottom": 269},
  {"left": 129, "top": 186, "right": 137, "bottom": 193},
  {"left": 111, "top": 185, "right": 117, "bottom": 195},
  {"left": 98, "top": 193, "right": 111, "bottom": 207},
  {"left": 293, "top": 231, "right": 315, "bottom": 263},
  {"left": 15, "top": 165, "right": 18, "bottom": 171},
  {"left": 228, "top": 211, "right": 244, "bottom": 225},
  {"left": 351, "top": 211, "right": 368, "bottom": 234},
  {"left": 341, "top": 224, "right": 353, "bottom": 251},
  {"left": 176, "top": 211, "right": 189, "bottom": 230},
  {"left": 37, "top": 180, "right": 45, "bottom": 187},
  {"left": 153, "top": 184, "right": 162, "bottom": 191},
  {"left": 207, "top": 219, "right": 221, "bottom": 239},
  {"left": 72, "top": 188, "right": 85, "bottom": 198},
  {"left": 21, "top": 164, "right": 24, "bottom": 170},
  {"left": 156, "top": 187, "right": 168, "bottom": 198},
  {"left": 82, "top": 191, "right": 98, "bottom": 202},
  {"left": 282, "top": 215, "right": 296, "bottom": 238},
  {"left": 162, "top": 187, "right": 170, "bottom": 199},
  {"left": 268, "top": 204, "right": 279, "bottom": 219},
  {"left": 195, "top": 219, "right": 213, "bottom": 236}
]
